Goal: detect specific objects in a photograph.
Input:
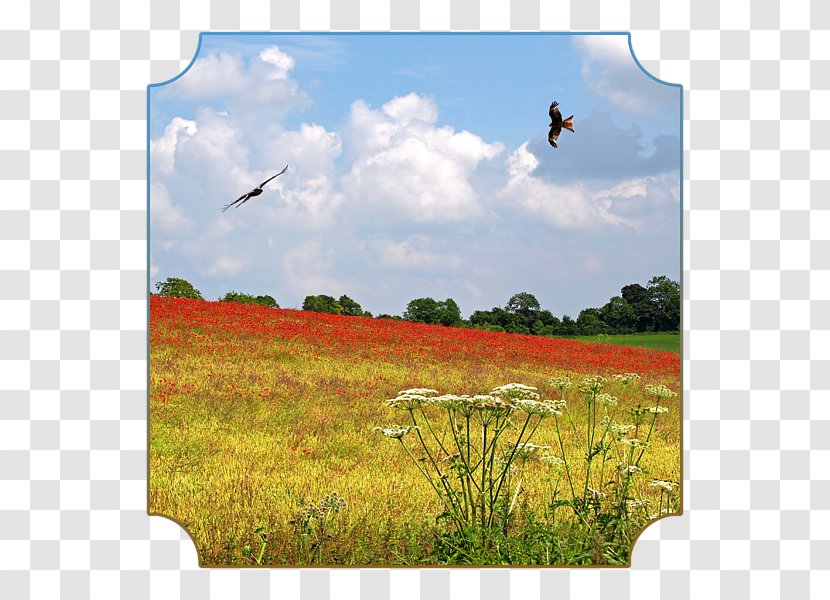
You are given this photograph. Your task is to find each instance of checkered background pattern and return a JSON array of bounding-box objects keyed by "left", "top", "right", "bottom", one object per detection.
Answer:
[{"left": 0, "top": 0, "right": 826, "bottom": 598}]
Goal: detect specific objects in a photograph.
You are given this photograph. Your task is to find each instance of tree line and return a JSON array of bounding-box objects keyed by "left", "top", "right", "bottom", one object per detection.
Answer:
[{"left": 153, "top": 275, "right": 680, "bottom": 336}]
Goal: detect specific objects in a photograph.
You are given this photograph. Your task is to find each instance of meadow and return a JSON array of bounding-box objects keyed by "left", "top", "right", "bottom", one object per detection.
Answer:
[
  {"left": 567, "top": 332, "right": 681, "bottom": 354},
  {"left": 149, "top": 296, "right": 681, "bottom": 566}
]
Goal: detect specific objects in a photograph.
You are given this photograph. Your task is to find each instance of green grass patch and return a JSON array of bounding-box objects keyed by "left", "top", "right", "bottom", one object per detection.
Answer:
[{"left": 565, "top": 332, "right": 680, "bottom": 354}]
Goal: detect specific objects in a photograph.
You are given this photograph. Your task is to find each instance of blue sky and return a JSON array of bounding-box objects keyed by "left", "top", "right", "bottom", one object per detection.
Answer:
[{"left": 149, "top": 33, "right": 681, "bottom": 318}]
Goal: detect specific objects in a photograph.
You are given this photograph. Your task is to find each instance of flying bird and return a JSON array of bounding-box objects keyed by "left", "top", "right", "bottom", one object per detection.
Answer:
[
  {"left": 222, "top": 165, "right": 288, "bottom": 212},
  {"left": 548, "top": 101, "right": 574, "bottom": 148}
]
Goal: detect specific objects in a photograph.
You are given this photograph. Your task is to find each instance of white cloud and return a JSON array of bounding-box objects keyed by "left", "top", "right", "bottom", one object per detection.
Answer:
[
  {"left": 574, "top": 36, "right": 674, "bottom": 114},
  {"left": 372, "top": 235, "right": 462, "bottom": 271},
  {"left": 259, "top": 46, "right": 296, "bottom": 80},
  {"left": 150, "top": 182, "right": 195, "bottom": 235},
  {"left": 500, "top": 143, "right": 633, "bottom": 229},
  {"left": 161, "top": 46, "right": 309, "bottom": 114},
  {"left": 341, "top": 93, "right": 504, "bottom": 223},
  {"left": 150, "top": 117, "right": 197, "bottom": 175},
  {"left": 205, "top": 256, "right": 245, "bottom": 277},
  {"left": 281, "top": 240, "right": 344, "bottom": 298}
]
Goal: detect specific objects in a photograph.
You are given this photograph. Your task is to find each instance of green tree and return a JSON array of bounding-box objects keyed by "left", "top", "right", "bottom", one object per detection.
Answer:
[
  {"left": 155, "top": 277, "right": 203, "bottom": 300},
  {"left": 220, "top": 291, "right": 279, "bottom": 308},
  {"left": 506, "top": 292, "right": 541, "bottom": 321},
  {"left": 338, "top": 295, "right": 366, "bottom": 317},
  {"left": 576, "top": 308, "right": 610, "bottom": 336},
  {"left": 599, "top": 296, "right": 636, "bottom": 334},
  {"left": 302, "top": 295, "right": 343, "bottom": 315},
  {"left": 403, "top": 297, "right": 440, "bottom": 323},
  {"left": 621, "top": 283, "right": 654, "bottom": 332},
  {"left": 436, "top": 298, "right": 463, "bottom": 326},
  {"left": 559, "top": 315, "right": 578, "bottom": 335},
  {"left": 647, "top": 276, "right": 681, "bottom": 332}
]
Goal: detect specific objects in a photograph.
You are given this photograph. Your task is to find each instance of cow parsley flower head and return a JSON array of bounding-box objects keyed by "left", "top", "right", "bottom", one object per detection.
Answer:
[
  {"left": 645, "top": 384, "right": 677, "bottom": 399},
  {"left": 620, "top": 438, "right": 649, "bottom": 449},
  {"left": 619, "top": 465, "right": 643, "bottom": 476},
  {"left": 374, "top": 425, "right": 419, "bottom": 439},
  {"left": 648, "top": 405, "right": 669, "bottom": 414},
  {"left": 547, "top": 398, "right": 567, "bottom": 411},
  {"left": 386, "top": 388, "right": 440, "bottom": 409},
  {"left": 508, "top": 442, "right": 551, "bottom": 460},
  {"left": 613, "top": 373, "right": 641, "bottom": 385},
  {"left": 596, "top": 393, "right": 618, "bottom": 408},
  {"left": 586, "top": 487, "right": 605, "bottom": 500},
  {"left": 490, "top": 383, "right": 540, "bottom": 401},
  {"left": 549, "top": 375, "right": 572, "bottom": 390},
  {"left": 609, "top": 422, "right": 636, "bottom": 436},
  {"left": 513, "top": 397, "right": 562, "bottom": 416},
  {"left": 540, "top": 455, "right": 566, "bottom": 468},
  {"left": 649, "top": 479, "right": 677, "bottom": 492},
  {"left": 579, "top": 375, "right": 607, "bottom": 395}
]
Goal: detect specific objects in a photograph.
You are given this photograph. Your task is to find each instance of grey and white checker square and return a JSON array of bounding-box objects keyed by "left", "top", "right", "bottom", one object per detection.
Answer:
[{"left": 0, "top": 0, "right": 827, "bottom": 598}]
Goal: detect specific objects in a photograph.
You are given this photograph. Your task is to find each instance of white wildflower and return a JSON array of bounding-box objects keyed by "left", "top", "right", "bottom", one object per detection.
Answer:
[
  {"left": 644, "top": 384, "right": 677, "bottom": 399},
  {"left": 613, "top": 373, "right": 641, "bottom": 384},
  {"left": 579, "top": 376, "right": 607, "bottom": 395},
  {"left": 540, "top": 455, "right": 565, "bottom": 468},
  {"left": 491, "top": 383, "right": 540, "bottom": 401},
  {"left": 373, "top": 425, "right": 419, "bottom": 439},
  {"left": 649, "top": 479, "right": 678, "bottom": 492},
  {"left": 549, "top": 375, "right": 573, "bottom": 390}
]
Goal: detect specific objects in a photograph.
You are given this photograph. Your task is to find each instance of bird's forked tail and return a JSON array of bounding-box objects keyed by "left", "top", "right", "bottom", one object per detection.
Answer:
[{"left": 562, "top": 116, "right": 575, "bottom": 132}]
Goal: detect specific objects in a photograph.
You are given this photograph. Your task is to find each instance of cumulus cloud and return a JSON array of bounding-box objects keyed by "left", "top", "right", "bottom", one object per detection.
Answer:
[
  {"left": 160, "top": 46, "right": 310, "bottom": 115},
  {"left": 150, "top": 182, "right": 195, "bottom": 235},
  {"left": 150, "top": 117, "right": 197, "bottom": 175},
  {"left": 341, "top": 93, "right": 504, "bottom": 223},
  {"left": 281, "top": 240, "right": 345, "bottom": 298},
  {"left": 573, "top": 36, "right": 677, "bottom": 114},
  {"left": 371, "top": 235, "right": 463, "bottom": 271},
  {"left": 205, "top": 256, "right": 245, "bottom": 277},
  {"left": 524, "top": 110, "right": 680, "bottom": 184},
  {"left": 259, "top": 46, "right": 295, "bottom": 80},
  {"left": 499, "top": 142, "right": 634, "bottom": 229}
]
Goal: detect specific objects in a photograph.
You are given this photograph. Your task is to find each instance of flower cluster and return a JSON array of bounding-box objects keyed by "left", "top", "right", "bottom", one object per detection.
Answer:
[
  {"left": 612, "top": 373, "right": 641, "bottom": 384},
  {"left": 579, "top": 375, "right": 607, "bottom": 395},
  {"left": 596, "top": 393, "right": 618, "bottom": 408},
  {"left": 549, "top": 375, "right": 572, "bottom": 390},
  {"left": 645, "top": 384, "right": 677, "bottom": 399},
  {"left": 387, "top": 384, "right": 562, "bottom": 418},
  {"left": 649, "top": 479, "right": 677, "bottom": 493},
  {"left": 386, "top": 388, "right": 439, "bottom": 409},
  {"left": 374, "top": 425, "right": 419, "bottom": 439},
  {"left": 507, "top": 442, "right": 551, "bottom": 460},
  {"left": 540, "top": 454, "right": 566, "bottom": 468}
]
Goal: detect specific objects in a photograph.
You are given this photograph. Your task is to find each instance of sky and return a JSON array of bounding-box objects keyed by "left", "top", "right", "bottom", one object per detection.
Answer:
[{"left": 149, "top": 33, "right": 681, "bottom": 318}]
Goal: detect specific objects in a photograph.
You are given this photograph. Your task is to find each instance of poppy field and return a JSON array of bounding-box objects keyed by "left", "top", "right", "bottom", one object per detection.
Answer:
[{"left": 149, "top": 295, "right": 681, "bottom": 566}]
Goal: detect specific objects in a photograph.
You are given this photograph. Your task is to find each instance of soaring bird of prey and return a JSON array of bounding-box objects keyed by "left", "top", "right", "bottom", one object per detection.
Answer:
[
  {"left": 548, "top": 101, "right": 574, "bottom": 149},
  {"left": 222, "top": 165, "right": 288, "bottom": 212}
]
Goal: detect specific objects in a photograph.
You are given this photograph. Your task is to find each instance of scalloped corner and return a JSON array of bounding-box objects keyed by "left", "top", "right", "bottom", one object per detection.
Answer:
[
  {"left": 626, "top": 507, "right": 686, "bottom": 567},
  {"left": 147, "top": 510, "right": 204, "bottom": 567},
  {"left": 625, "top": 32, "right": 684, "bottom": 92},
  {"left": 147, "top": 32, "right": 205, "bottom": 91}
]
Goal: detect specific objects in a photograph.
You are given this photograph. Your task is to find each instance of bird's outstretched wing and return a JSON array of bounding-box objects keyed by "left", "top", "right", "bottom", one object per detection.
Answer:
[
  {"left": 222, "top": 192, "right": 250, "bottom": 213},
  {"left": 549, "top": 101, "right": 562, "bottom": 124},
  {"left": 258, "top": 164, "right": 289, "bottom": 189},
  {"left": 548, "top": 126, "right": 561, "bottom": 148}
]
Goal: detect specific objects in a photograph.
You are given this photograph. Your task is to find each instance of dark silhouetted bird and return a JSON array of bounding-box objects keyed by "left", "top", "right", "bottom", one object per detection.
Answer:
[
  {"left": 548, "top": 101, "right": 574, "bottom": 148},
  {"left": 223, "top": 165, "right": 288, "bottom": 212}
]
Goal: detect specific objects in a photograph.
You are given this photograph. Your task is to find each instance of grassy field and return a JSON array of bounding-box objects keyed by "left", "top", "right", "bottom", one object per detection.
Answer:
[
  {"left": 568, "top": 332, "right": 681, "bottom": 354},
  {"left": 149, "top": 296, "right": 681, "bottom": 566}
]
